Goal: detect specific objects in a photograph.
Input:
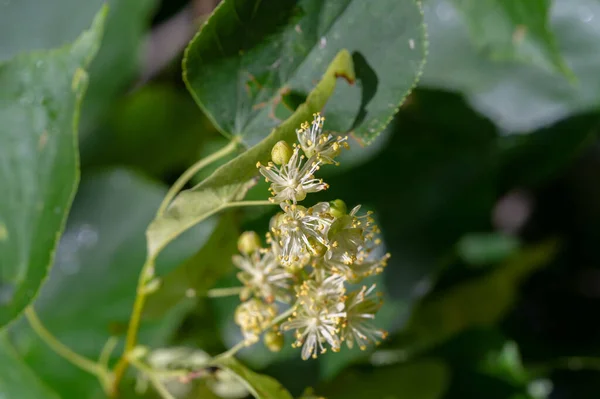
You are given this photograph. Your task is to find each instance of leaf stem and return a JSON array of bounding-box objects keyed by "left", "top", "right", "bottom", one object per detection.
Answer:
[
  {"left": 147, "top": 375, "right": 176, "bottom": 399},
  {"left": 98, "top": 336, "right": 119, "bottom": 369},
  {"left": 207, "top": 286, "right": 244, "bottom": 298},
  {"left": 111, "top": 258, "right": 155, "bottom": 396},
  {"left": 129, "top": 357, "right": 177, "bottom": 399},
  {"left": 157, "top": 137, "right": 241, "bottom": 216},
  {"left": 24, "top": 307, "right": 111, "bottom": 390}
]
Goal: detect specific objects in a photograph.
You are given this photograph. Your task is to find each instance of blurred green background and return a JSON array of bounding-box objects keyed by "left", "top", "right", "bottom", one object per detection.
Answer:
[{"left": 3, "top": 0, "right": 600, "bottom": 398}]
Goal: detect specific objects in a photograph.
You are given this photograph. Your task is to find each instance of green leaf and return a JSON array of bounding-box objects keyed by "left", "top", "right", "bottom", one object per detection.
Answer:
[
  {"left": 0, "top": 333, "right": 59, "bottom": 399},
  {"left": 7, "top": 170, "right": 215, "bottom": 398},
  {"left": 144, "top": 212, "right": 239, "bottom": 318},
  {"left": 147, "top": 49, "right": 355, "bottom": 259},
  {"left": 453, "top": 0, "right": 573, "bottom": 79},
  {"left": 0, "top": 7, "right": 107, "bottom": 328},
  {"left": 211, "top": 357, "right": 293, "bottom": 399},
  {"left": 388, "top": 242, "right": 557, "bottom": 355},
  {"left": 0, "top": 0, "right": 105, "bottom": 60},
  {"left": 321, "top": 359, "right": 449, "bottom": 399},
  {"left": 422, "top": 0, "right": 600, "bottom": 133},
  {"left": 0, "top": 0, "right": 157, "bottom": 138},
  {"left": 183, "top": 0, "right": 426, "bottom": 145}
]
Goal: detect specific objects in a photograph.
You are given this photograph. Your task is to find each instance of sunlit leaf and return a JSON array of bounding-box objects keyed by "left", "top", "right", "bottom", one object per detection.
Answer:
[
  {"left": 453, "top": 0, "right": 573, "bottom": 79},
  {"left": 183, "top": 0, "right": 426, "bottom": 145},
  {"left": 0, "top": 7, "right": 107, "bottom": 328},
  {"left": 422, "top": 0, "right": 600, "bottom": 133}
]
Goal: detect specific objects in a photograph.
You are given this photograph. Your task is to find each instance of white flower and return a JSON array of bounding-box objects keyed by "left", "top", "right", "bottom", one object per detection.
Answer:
[
  {"left": 234, "top": 299, "right": 278, "bottom": 341},
  {"left": 296, "top": 113, "right": 349, "bottom": 164},
  {"left": 257, "top": 147, "right": 328, "bottom": 204},
  {"left": 323, "top": 205, "right": 388, "bottom": 279},
  {"left": 300, "top": 272, "right": 346, "bottom": 304},
  {"left": 351, "top": 250, "right": 390, "bottom": 279},
  {"left": 233, "top": 249, "right": 292, "bottom": 303},
  {"left": 281, "top": 278, "right": 347, "bottom": 360},
  {"left": 275, "top": 204, "right": 333, "bottom": 268},
  {"left": 341, "top": 285, "right": 387, "bottom": 350}
]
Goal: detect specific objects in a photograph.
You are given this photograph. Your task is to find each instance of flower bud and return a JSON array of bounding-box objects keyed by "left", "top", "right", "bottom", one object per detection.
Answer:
[
  {"left": 329, "top": 199, "right": 347, "bottom": 218},
  {"left": 271, "top": 140, "right": 293, "bottom": 165},
  {"left": 263, "top": 330, "right": 284, "bottom": 352},
  {"left": 269, "top": 212, "right": 285, "bottom": 231},
  {"left": 308, "top": 237, "right": 327, "bottom": 257},
  {"left": 238, "top": 231, "right": 261, "bottom": 254}
]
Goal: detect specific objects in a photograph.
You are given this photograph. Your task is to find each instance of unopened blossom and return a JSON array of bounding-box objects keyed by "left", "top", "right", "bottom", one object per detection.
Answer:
[
  {"left": 233, "top": 249, "right": 292, "bottom": 302},
  {"left": 234, "top": 299, "right": 278, "bottom": 341},
  {"left": 257, "top": 147, "right": 327, "bottom": 204},
  {"left": 341, "top": 285, "right": 387, "bottom": 350},
  {"left": 296, "top": 113, "right": 349, "bottom": 164}
]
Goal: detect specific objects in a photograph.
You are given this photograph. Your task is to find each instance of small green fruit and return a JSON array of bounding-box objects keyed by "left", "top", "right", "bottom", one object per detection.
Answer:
[
  {"left": 271, "top": 140, "right": 293, "bottom": 165},
  {"left": 263, "top": 330, "right": 284, "bottom": 352},
  {"left": 237, "top": 231, "right": 261, "bottom": 254},
  {"left": 329, "top": 199, "right": 347, "bottom": 218}
]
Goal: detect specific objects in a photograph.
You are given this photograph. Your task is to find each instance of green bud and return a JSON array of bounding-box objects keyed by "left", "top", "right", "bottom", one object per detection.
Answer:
[
  {"left": 329, "top": 199, "right": 347, "bottom": 218},
  {"left": 237, "top": 231, "right": 261, "bottom": 254},
  {"left": 271, "top": 140, "right": 293, "bottom": 165},
  {"left": 263, "top": 330, "right": 284, "bottom": 352}
]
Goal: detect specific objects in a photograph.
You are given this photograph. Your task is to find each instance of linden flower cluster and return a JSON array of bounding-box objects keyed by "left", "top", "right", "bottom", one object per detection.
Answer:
[{"left": 232, "top": 113, "right": 390, "bottom": 360}]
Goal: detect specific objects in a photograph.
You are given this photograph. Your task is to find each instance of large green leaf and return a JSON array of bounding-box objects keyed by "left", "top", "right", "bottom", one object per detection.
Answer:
[
  {"left": 321, "top": 359, "right": 449, "bottom": 399},
  {"left": 183, "top": 0, "right": 426, "bottom": 145},
  {"left": 0, "top": 0, "right": 105, "bottom": 61},
  {"left": 7, "top": 170, "right": 215, "bottom": 398},
  {"left": 211, "top": 357, "right": 293, "bottom": 399},
  {"left": 422, "top": 0, "right": 600, "bottom": 133},
  {"left": 0, "top": 0, "right": 158, "bottom": 138},
  {"left": 0, "top": 334, "right": 59, "bottom": 399},
  {"left": 453, "top": 0, "right": 572, "bottom": 79},
  {"left": 146, "top": 49, "right": 355, "bottom": 259},
  {"left": 0, "top": 7, "right": 107, "bottom": 328}
]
